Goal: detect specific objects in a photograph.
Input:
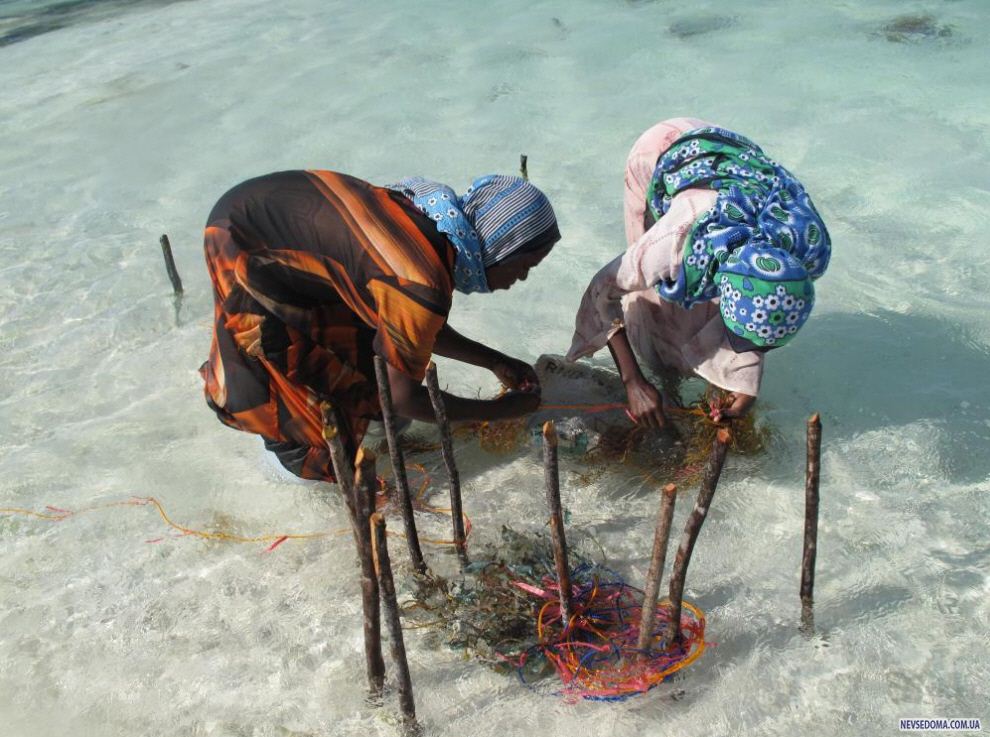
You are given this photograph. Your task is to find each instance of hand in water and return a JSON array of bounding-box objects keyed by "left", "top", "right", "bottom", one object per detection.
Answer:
[
  {"left": 624, "top": 376, "right": 669, "bottom": 430},
  {"left": 709, "top": 392, "right": 756, "bottom": 422}
]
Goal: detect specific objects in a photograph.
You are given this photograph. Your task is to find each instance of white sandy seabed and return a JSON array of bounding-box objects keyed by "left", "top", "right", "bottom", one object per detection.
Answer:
[{"left": 0, "top": 1, "right": 988, "bottom": 735}]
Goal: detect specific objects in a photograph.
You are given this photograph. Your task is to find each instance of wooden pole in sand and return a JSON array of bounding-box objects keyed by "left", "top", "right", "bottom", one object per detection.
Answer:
[
  {"left": 666, "top": 428, "right": 732, "bottom": 646},
  {"left": 801, "top": 414, "right": 822, "bottom": 605},
  {"left": 542, "top": 421, "right": 573, "bottom": 627},
  {"left": 372, "top": 356, "right": 427, "bottom": 575},
  {"left": 636, "top": 483, "right": 678, "bottom": 654},
  {"left": 159, "top": 234, "right": 184, "bottom": 296},
  {"left": 320, "top": 403, "right": 385, "bottom": 699},
  {"left": 320, "top": 402, "right": 357, "bottom": 527},
  {"left": 353, "top": 449, "right": 387, "bottom": 699},
  {"left": 424, "top": 362, "right": 468, "bottom": 565},
  {"left": 371, "top": 513, "right": 418, "bottom": 732}
]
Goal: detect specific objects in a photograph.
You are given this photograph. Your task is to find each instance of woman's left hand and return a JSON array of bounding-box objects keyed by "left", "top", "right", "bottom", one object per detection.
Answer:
[
  {"left": 710, "top": 392, "right": 756, "bottom": 422},
  {"left": 491, "top": 356, "right": 540, "bottom": 394}
]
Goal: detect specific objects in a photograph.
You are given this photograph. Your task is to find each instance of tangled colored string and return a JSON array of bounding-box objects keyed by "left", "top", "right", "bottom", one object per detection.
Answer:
[
  {"left": 403, "top": 528, "right": 707, "bottom": 703},
  {"left": 0, "top": 464, "right": 470, "bottom": 552},
  {"left": 505, "top": 563, "right": 706, "bottom": 701}
]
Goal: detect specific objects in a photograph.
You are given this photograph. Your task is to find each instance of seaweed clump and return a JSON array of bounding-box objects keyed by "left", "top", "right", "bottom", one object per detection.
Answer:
[
  {"left": 574, "top": 387, "right": 771, "bottom": 487},
  {"left": 403, "top": 527, "right": 595, "bottom": 672},
  {"left": 669, "top": 15, "right": 737, "bottom": 39},
  {"left": 455, "top": 387, "right": 770, "bottom": 488},
  {"left": 674, "top": 387, "right": 771, "bottom": 484},
  {"left": 879, "top": 14, "right": 953, "bottom": 43}
]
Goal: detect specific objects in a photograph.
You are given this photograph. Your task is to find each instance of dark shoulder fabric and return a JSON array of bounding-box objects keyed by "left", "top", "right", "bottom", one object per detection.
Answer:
[{"left": 200, "top": 170, "right": 455, "bottom": 482}]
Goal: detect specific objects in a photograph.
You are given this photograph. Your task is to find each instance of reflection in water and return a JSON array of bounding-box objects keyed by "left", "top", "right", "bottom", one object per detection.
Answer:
[
  {"left": 776, "top": 310, "right": 990, "bottom": 483},
  {"left": 668, "top": 15, "right": 737, "bottom": 39}
]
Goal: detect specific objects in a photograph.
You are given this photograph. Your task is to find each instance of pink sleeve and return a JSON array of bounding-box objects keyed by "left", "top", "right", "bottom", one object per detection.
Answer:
[
  {"left": 616, "top": 188, "right": 718, "bottom": 292},
  {"left": 567, "top": 117, "right": 718, "bottom": 362},
  {"left": 683, "top": 314, "right": 766, "bottom": 396},
  {"left": 567, "top": 188, "right": 717, "bottom": 361},
  {"left": 623, "top": 117, "right": 712, "bottom": 245}
]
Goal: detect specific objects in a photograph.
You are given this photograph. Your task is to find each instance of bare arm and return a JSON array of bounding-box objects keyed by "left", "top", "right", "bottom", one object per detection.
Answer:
[
  {"left": 432, "top": 323, "right": 503, "bottom": 369},
  {"left": 607, "top": 327, "right": 668, "bottom": 430},
  {"left": 386, "top": 362, "right": 539, "bottom": 423},
  {"left": 433, "top": 323, "right": 539, "bottom": 391}
]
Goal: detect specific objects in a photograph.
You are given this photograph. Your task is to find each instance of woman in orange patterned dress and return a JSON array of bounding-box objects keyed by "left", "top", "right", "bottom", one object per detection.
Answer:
[{"left": 201, "top": 170, "right": 559, "bottom": 481}]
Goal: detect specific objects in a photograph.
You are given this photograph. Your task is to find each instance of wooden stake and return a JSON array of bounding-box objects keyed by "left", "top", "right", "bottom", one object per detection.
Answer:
[
  {"left": 666, "top": 428, "right": 731, "bottom": 646},
  {"left": 159, "top": 234, "right": 184, "bottom": 296},
  {"left": 800, "top": 599, "right": 815, "bottom": 637},
  {"left": 424, "top": 362, "right": 467, "bottom": 565},
  {"left": 354, "top": 449, "right": 386, "bottom": 699},
  {"left": 372, "top": 355, "right": 427, "bottom": 575},
  {"left": 519, "top": 154, "right": 529, "bottom": 181},
  {"left": 800, "top": 414, "right": 822, "bottom": 605},
  {"left": 371, "top": 513, "right": 418, "bottom": 733},
  {"left": 636, "top": 483, "right": 678, "bottom": 654},
  {"left": 319, "top": 402, "right": 357, "bottom": 528},
  {"left": 542, "top": 421, "right": 573, "bottom": 627}
]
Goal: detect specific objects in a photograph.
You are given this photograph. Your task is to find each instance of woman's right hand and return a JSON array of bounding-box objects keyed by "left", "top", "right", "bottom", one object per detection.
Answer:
[
  {"left": 607, "top": 327, "right": 668, "bottom": 431},
  {"left": 624, "top": 376, "right": 668, "bottom": 430}
]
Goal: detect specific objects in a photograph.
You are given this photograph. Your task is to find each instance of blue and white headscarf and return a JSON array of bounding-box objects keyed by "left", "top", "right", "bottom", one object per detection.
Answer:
[{"left": 387, "top": 175, "right": 558, "bottom": 294}]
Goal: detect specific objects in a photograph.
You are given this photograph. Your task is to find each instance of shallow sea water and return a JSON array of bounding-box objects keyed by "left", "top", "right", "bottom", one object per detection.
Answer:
[{"left": 1, "top": 1, "right": 988, "bottom": 735}]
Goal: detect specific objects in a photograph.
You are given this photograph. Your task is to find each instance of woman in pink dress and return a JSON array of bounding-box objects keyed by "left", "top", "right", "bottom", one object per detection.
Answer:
[{"left": 568, "top": 118, "right": 831, "bottom": 429}]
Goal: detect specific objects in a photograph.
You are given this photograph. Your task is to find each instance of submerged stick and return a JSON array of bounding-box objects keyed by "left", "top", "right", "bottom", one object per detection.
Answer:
[
  {"left": 424, "top": 362, "right": 467, "bottom": 564},
  {"left": 354, "top": 449, "right": 386, "bottom": 699},
  {"left": 800, "top": 599, "right": 815, "bottom": 637},
  {"left": 666, "top": 428, "right": 732, "bottom": 646},
  {"left": 542, "top": 421, "right": 573, "bottom": 626},
  {"left": 320, "top": 405, "right": 384, "bottom": 699},
  {"left": 519, "top": 154, "right": 529, "bottom": 181},
  {"left": 371, "top": 513, "right": 418, "bottom": 732},
  {"left": 159, "top": 234, "right": 184, "bottom": 296},
  {"left": 372, "top": 356, "right": 427, "bottom": 575},
  {"left": 801, "top": 414, "right": 822, "bottom": 604},
  {"left": 636, "top": 483, "right": 678, "bottom": 654}
]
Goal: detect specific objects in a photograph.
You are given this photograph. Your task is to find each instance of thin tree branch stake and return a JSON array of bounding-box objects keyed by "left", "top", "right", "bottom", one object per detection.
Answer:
[
  {"left": 666, "top": 428, "right": 732, "bottom": 646},
  {"left": 801, "top": 413, "right": 822, "bottom": 605},
  {"left": 320, "top": 404, "right": 385, "bottom": 699},
  {"left": 424, "top": 362, "right": 467, "bottom": 564},
  {"left": 371, "top": 513, "right": 418, "bottom": 733},
  {"left": 542, "top": 421, "right": 573, "bottom": 627},
  {"left": 354, "top": 449, "right": 386, "bottom": 699},
  {"left": 373, "top": 355, "right": 427, "bottom": 575},
  {"left": 159, "top": 234, "right": 184, "bottom": 295},
  {"left": 636, "top": 483, "right": 678, "bottom": 655},
  {"left": 800, "top": 599, "right": 815, "bottom": 637},
  {"left": 319, "top": 402, "right": 357, "bottom": 529}
]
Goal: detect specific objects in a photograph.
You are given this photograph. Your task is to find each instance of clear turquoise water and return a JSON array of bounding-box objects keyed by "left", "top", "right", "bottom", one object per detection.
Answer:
[{"left": 1, "top": 1, "right": 988, "bottom": 735}]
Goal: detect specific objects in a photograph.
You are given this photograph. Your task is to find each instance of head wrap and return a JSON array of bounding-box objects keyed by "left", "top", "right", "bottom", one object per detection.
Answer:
[
  {"left": 646, "top": 126, "right": 830, "bottom": 350},
  {"left": 717, "top": 245, "right": 814, "bottom": 348},
  {"left": 387, "top": 175, "right": 558, "bottom": 294}
]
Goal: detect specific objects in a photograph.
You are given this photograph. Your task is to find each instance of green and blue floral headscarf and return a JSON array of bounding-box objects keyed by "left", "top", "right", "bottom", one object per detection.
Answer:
[
  {"left": 646, "top": 126, "right": 830, "bottom": 350},
  {"left": 718, "top": 245, "right": 814, "bottom": 348}
]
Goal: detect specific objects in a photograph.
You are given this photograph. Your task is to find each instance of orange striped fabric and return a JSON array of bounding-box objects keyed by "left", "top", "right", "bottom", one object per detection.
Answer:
[{"left": 199, "top": 170, "right": 454, "bottom": 481}]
